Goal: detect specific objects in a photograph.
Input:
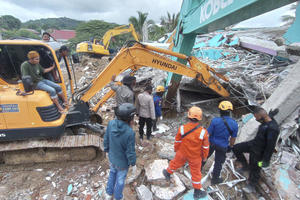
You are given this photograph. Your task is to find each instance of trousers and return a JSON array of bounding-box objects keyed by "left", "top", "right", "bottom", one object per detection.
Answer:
[
  {"left": 106, "top": 164, "right": 129, "bottom": 200},
  {"left": 167, "top": 150, "right": 203, "bottom": 189},
  {"left": 36, "top": 79, "right": 62, "bottom": 99},
  {"left": 202, "top": 143, "right": 227, "bottom": 179},
  {"left": 139, "top": 117, "right": 153, "bottom": 139},
  {"left": 233, "top": 141, "right": 262, "bottom": 183}
]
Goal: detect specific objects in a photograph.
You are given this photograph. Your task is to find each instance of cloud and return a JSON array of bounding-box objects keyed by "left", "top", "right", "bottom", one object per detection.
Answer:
[{"left": 0, "top": 0, "right": 182, "bottom": 24}]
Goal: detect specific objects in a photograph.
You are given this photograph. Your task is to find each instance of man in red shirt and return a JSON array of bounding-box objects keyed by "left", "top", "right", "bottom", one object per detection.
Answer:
[{"left": 163, "top": 106, "right": 209, "bottom": 199}]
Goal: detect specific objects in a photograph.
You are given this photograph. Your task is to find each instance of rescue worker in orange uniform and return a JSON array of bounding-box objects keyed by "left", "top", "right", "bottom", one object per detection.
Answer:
[{"left": 163, "top": 106, "right": 209, "bottom": 199}]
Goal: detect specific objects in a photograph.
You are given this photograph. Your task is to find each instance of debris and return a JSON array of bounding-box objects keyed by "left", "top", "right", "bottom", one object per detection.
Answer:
[
  {"left": 151, "top": 173, "right": 185, "bottom": 200},
  {"left": 126, "top": 166, "right": 142, "bottom": 184},
  {"left": 145, "top": 159, "right": 169, "bottom": 184},
  {"left": 239, "top": 36, "right": 288, "bottom": 58},
  {"left": 157, "top": 141, "right": 175, "bottom": 160},
  {"left": 67, "top": 184, "right": 73, "bottom": 196},
  {"left": 136, "top": 185, "right": 153, "bottom": 200},
  {"left": 237, "top": 60, "right": 300, "bottom": 143}
]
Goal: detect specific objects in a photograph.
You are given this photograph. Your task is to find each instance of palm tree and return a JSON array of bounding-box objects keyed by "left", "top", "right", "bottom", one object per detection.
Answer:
[
  {"left": 129, "top": 11, "right": 153, "bottom": 41},
  {"left": 160, "top": 12, "right": 179, "bottom": 32}
]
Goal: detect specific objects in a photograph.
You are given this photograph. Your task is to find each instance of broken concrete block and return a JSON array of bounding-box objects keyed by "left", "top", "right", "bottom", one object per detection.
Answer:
[
  {"left": 208, "top": 34, "right": 224, "bottom": 47},
  {"left": 152, "top": 123, "right": 170, "bottom": 136},
  {"left": 286, "top": 43, "right": 300, "bottom": 56},
  {"left": 239, "top": 36, "right": 289, "bottom": 58},
  {"left": 281, "top": 151, "right": 296, "bottom": 166},
  {"left": 157, "top": 141, "right": 175, "bottom": 160},
  {"left": 126, "top": 166, "right": 142, "bottom": 184},
  {"left": 176, "top": 173, "right": 193, "bottom": 190},
  {"left": 237, "top": 60, "right": 300, "bottom": 143},
  {"left": 145, "top": 159, "right": 169, "bottom": 184},
  {"left": 151, "top": 173, "right": 185, "bottom": 200},
  {"left": 136, "top": 185, "right": 153, "bottom": 200},
  {"left": 274, "top": 168, "right": 300, "bottom": 199},
  {"left": 295, "top": 162, "right": 300, "bottom": 171}
]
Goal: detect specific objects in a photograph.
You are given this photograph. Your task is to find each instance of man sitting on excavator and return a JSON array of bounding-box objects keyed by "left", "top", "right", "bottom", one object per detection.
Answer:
[{"left": 21, "top": 51, "right": 68, "bottom": 113}]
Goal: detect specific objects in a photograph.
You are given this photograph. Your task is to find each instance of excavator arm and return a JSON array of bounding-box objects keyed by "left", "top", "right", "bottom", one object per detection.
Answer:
[
  {"left": 79, "top": 42, "right": 229, "bottom": 112},
  {"left": 101, "top": 24, "right": 139, "bottom": 49}
]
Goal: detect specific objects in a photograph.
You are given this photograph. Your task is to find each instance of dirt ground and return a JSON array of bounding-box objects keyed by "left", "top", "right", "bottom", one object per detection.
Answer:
[{"left": 0, "top": 112, "right": 184, "bottom": 200}]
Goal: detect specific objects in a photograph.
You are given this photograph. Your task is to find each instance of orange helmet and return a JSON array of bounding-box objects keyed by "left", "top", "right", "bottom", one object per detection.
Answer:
[{"left": 188, "top": 106, "right": 202, "bottom": 121}]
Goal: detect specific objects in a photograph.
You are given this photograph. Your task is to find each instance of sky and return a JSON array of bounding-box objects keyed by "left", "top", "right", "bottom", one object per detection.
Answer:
[
  {"left": 0, "top": 0, "right": 183, "bottom": 24},
  {"left": 0, "top": 0, "right": 297, "bottom": 27}
]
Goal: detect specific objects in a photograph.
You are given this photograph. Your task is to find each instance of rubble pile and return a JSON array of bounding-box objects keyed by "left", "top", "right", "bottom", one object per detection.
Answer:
[
  {"left": 1, "top": 25, "right": 300, "bottom": 200},
  {"left": 181, "top": 26, "right": 299, "bottom": 106}
]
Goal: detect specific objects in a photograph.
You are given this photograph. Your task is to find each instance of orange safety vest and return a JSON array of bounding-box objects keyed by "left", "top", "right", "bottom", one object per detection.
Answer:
[{"left": 174, "top": 122, "right": 209, "bottom": 160}]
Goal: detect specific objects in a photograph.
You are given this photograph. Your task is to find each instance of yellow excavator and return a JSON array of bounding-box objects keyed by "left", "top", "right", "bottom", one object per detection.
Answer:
[
  {"left": 76, "top": 24, "right": 139, "bottom": 57},
  {"left": 0, "top": 39, "right": 229, "bottom": 164}
]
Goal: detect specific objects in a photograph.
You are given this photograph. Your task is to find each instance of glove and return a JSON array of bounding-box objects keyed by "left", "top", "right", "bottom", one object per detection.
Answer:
[
  {"left": 258, "top": 161, "right": 269, "bottom": 168},
  {"left": 159, "top": 116, "right": 163, "bottom": 120},
  {"left": 131, "top": 165, "right": 137, "bottom": 176}
]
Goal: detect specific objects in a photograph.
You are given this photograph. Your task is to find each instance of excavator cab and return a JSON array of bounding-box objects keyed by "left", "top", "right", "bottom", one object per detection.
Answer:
[{"left": 0, "top": 41, "right": 68, "bottom": 141}]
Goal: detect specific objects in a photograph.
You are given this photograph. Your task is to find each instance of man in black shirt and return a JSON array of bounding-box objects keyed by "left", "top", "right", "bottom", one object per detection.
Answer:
[{"left": 233, "top": 107, "right": 279, "bottom": 192}]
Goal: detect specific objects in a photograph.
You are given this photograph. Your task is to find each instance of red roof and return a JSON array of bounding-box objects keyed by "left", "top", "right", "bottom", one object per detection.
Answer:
[{"left": 51, "top": 29, "right": 76, "bottom": 40}]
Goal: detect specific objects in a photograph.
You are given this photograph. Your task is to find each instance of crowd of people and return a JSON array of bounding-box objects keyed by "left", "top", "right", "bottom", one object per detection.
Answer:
[{"left": 103, "top": 74, "right": 280, "bottom": 200}]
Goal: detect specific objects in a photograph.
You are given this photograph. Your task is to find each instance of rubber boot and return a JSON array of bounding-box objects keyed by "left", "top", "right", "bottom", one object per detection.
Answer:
[
  {"left": 211, "top": 177, "right": 223, "bottom": 185},
  {"left": 162, "top": 169, "right": 171, "bottom": 181},
  {"left": 193, "top": 189, "right": 207, "bottom": 199}
]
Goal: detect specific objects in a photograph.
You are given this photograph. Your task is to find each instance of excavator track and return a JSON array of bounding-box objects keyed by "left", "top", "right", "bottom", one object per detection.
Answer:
[{"left": 0, "top": 135, "right": 103, "bottom": 165}]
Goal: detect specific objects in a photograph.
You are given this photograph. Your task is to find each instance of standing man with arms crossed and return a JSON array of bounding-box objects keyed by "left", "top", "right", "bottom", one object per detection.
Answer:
[
  {"left": 136, "top": 85, "right": 156, "bottom": 140},
  {"left": 163, "top": 106, "right": 209, "bottom": 199},
  {"left": 104, "top": 103, "right": 137, "bottom": 200},
  {"left": 202, "top": 101, "right": 238, "bottom": 185}
]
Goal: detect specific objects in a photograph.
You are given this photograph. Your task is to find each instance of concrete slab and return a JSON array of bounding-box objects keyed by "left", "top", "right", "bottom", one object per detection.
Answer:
[
  {"left": 136, "top": 185, "right": 153, "bottom": 200},
  {"left": 237, "top": 60, "right": 300, "bottom": 143},
  {"left": 240, "top": 36, "right": 288, "bottom": 58},
  {"left": 151, "top": 173, "right": 185, "bottom": 200}
]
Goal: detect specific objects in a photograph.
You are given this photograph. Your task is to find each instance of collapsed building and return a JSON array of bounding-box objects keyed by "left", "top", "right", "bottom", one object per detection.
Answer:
[{"left": 62, "top": 24, "right": 299, "bottom": 200}]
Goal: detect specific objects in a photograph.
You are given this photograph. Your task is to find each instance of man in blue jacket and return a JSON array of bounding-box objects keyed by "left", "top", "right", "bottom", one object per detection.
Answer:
[
  {"left": 104, "top": 103, "right": 137, "bottom": 200},
  {"left": 153, "top": 85, "right": 166, "bottom": 131},
  {"left": 202, "top": 101, "right": 238, "bottom": 185}
]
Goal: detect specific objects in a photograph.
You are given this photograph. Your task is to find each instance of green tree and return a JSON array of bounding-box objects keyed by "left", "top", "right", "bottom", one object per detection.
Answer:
[
  {"left": 160, "top": 12, "right": 179, "bottom": 32},
  {"left": 1, "top": 29, "right": 40, "bottom": 39},
  {"left": 129, "top": 11, "right": 151, "bottom": 40},
  {"left": 0, "top": 15, "right": 21, "bottom": 30},
  {"left": 148, "top": 24, "right": 166, "bottom": 41}
]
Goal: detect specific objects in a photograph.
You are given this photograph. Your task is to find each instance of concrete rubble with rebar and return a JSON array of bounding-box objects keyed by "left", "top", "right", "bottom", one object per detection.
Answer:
[{"left": 1, "top": 26, "right": 300, "bottom": 200}]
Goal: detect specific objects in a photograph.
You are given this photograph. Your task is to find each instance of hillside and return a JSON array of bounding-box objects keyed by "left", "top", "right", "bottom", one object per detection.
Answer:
[{"left": 22, "top": 17, "right": 83, "bottom": 30}]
